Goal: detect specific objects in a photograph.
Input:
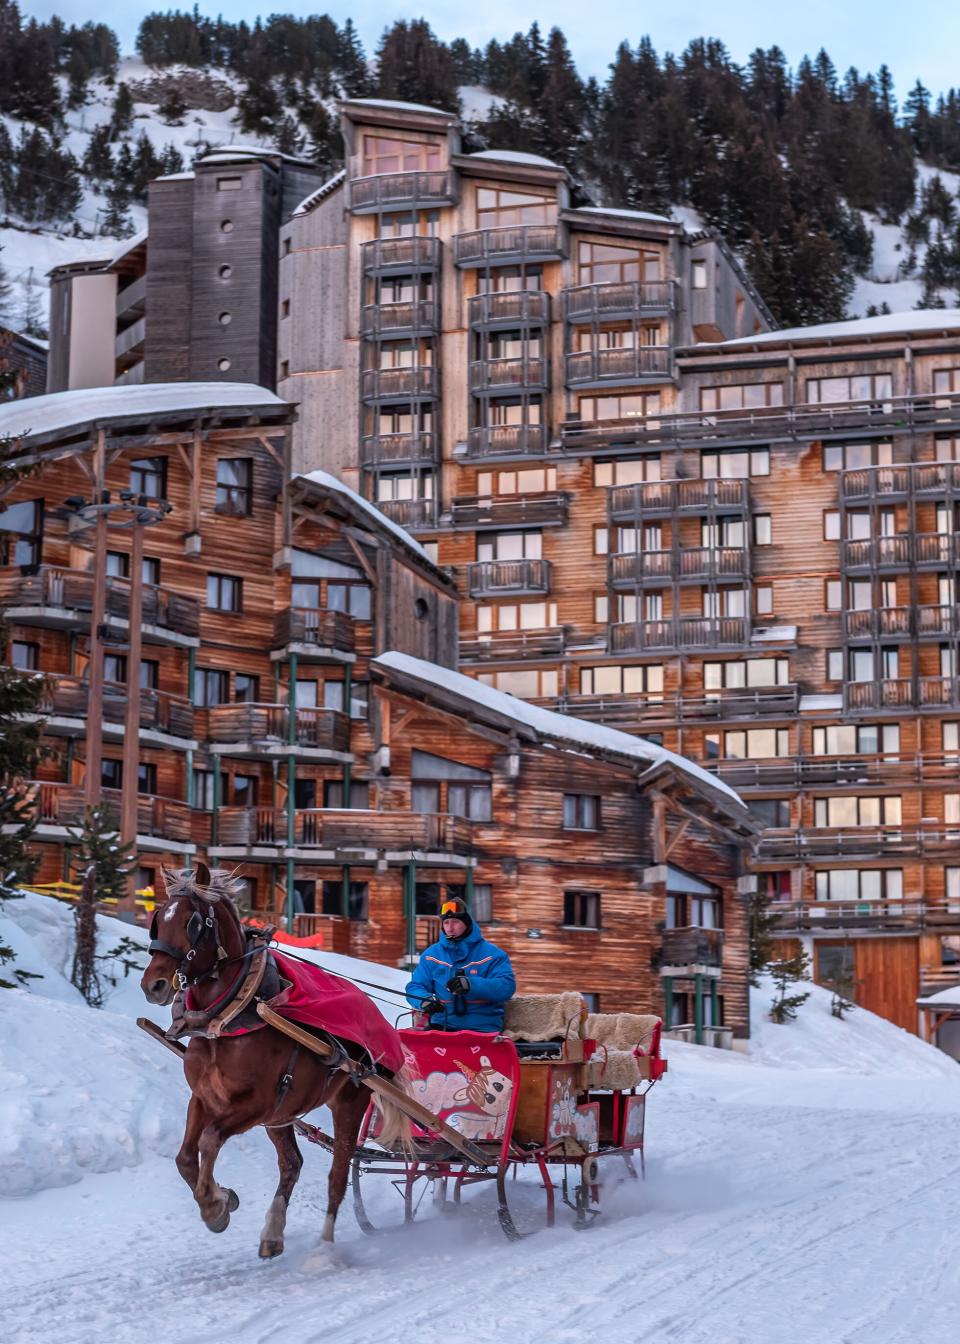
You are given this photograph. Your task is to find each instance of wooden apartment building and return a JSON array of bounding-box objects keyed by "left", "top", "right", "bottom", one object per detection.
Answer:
[{"left": 0, "top": 382, "right": 754, "bottom": 1035}]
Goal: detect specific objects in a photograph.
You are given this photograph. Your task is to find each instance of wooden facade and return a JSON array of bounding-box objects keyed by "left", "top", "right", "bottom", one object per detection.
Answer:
[{"left": 0, "top": 381, "right": 753, "bottom": 1036}]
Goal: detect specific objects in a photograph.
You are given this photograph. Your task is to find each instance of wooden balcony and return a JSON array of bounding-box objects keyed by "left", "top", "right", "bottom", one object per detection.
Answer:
[
  {"left": 563, "top": 280, "right": 676, "bottom": 322},
  {"left": 548, "top": 685, "right": 798, "bottom": 731},
  {"left": 915, "top": 604, "right": 960, "bottom": 639},
  {"left": 360, "top": 299, "right": 439, "bottom": 339},
  {"left": 468, "top": 291, "right": 550, "bottom": 328},
  {"left": 709, "top": 752, "right": 951, "bottom": 789},
  {"left": 376, "top": 497, "right": 437, "bottom": 530},
  {"left": 0, "top": 567, "right": 200, "bottom": 646},
  {"left": 469, "top": 355, "right": 548, "bottom": 394},
  {"left": 465, "top": 424, "right": 548, "bottom": 460},
  {"left": 449, "top": 492, "right": 570, "bottom": 530},
  {"left": 272, "top": 608, "right": 355, "bottom": 660},
  {"left": 610, "top": 616, "right": 750, "bottom": 653},
  {"left": 610, "top": 546, "right": 749, "bottom": 586},
  {"left": 213, "top": 808, "right": 475, "bottom": 859},
  {"left": 656, "top": 926, "right": 724, "bottom": 972},
  {"left": 360, "top": 430, "right": 438, "bottom": 466},
  {"left": 453, "top": 224, "right": 565, "bottom": 268},
  {"left": 466, "top": 557, "right": 551, "bottom": 597},
  {"left": 348, "top": 170, "right": 455, "bottom": 214},
  {"left": 773, "top": 901, "right": 960, "bottom": 935},
  {"left": 362, "top": 236, "right": 441, "bottom": 274},
  {"left": 361, "top": 366, "right": 439, "bottom": 403},
  {"left": 843, "top": 677, "right": 960, "bottom": 714},
  {"left": 842, "top": 461, "right": 960, "bottom": 502},
  {"left": 758, "top": 825, "right": 960, "bottom": 861},
  {"left": 459, "top": 629, "right": 566, "bottom": 661},
  {"left": 842, "top": 536, "right": 912, "bottom": 572},
  {"left": 843, "top": 607, "right": 912, "bottom": 641},
  {"left": 608, "top": 478, "right": 749, "bottom": 520},
  {"left": 35, "top": 674, "right": 194, "bottom": 742},
  {"left": 292, "top": 913, "right": 354, "bottom": 953},
  {"left": 565, "top": 345, "right": 673, "bottom": 388},
  {"left": 206, "top": 704, "right": 351, "bottom": 757},
  {"left": 914, "top": 532, "right": 960, "bottom": 568},
  {"left": 24, "top": 782, "right": 195, "bottom": 850}
]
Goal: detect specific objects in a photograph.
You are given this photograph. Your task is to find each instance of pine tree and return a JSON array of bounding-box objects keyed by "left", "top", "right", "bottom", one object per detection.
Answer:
[
  {"left": 82, "top": 123, "right": 113, "bottom": 184},
  {"left": 236, "top": 69, "right": 281, "bottom": 137},
  {"left": 0, "top": 243, "right": 14, "bottom": 324},
  {"left": 110, "top": 81, "right": 133, "bottom": 138},
  {"left": 375, "top": 19, "right": 460, "bottom": 113},
  {"left": 20, "top": 271, "right": 46, "bottom": 339},
  {"left": 303, "top": 99, "right": 341, "bottom": 175},
  {"left": 100, "top": 181, "right": 134, "bottom": 238},
  {"left": 823, "top": 957, "right": 858, "bottom": 1019},
  {"left": 274, "top": 114, "right": 302, "bottom": 157},
  {"left": 748, "top": 884, "right": 781, "bottom": 986},
  {"left": 66, "top": 46, "right": 89, "bottom": 110},
  {"left": 336, "top": 18, "right": 369, "bottom": 98},
  {"left": 158, "top": 83, "right": 187, "bottom": 126},
  {"left": 68, "top": 803, "right": 136, "bottom": 1007},
  {"left": 769, "top": 945, "right": 811, "bottom": 1023}
]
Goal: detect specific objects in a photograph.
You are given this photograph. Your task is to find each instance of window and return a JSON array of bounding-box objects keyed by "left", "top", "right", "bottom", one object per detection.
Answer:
[
  {"left": 104, "top": 653, "right": 127, "bottom": 684},
  {"left": 476, "top": 265, "right": 542, "bottom": 294},
  {"left": 220, "top": 219, "right": 234, "bottom": 234},
  {"left": 321, "top": 880, "right": 369, "bottom": 921},
  {"left": 137, "top": 866, "right": 156, "bottom": 898},
  {"left": 234, "top": 674, "right": 259, "bottom": 703},
  {"left": 293, "top": 778, "right": 316, "bottom": 809},
  {"left": 704, "top": 658, "right": 789, "bottom": 691},
  {"left": 580, "top": 664, "right": 663, "bottom": 697},
  {"left": 477, "top": 530, "right": 542, "bottom": 562},
  {"left": 362, "top": 135, "right": 441, "bottom": 176},
  {"left": 323, "top": 680, "right": 344, "bottom": 712},
  {"left": 578, "top": 392, "right": 661, "bottom": 422},
  {"left": 702, "top": 449, "right": 770, "bottom": 478},
  {"left": 217, "top": 176, "right": 242, "bottom": 191},
  {"left": 703, "top": 586, "right": 747, "bottom": 618},
  {"left": 323, "top": 779, "right": 370, "bottom": 810},
  {"left": 0, "top": 498, "right": 43, "bottom": 567},
  {"left": 944, "top": 723, "right": 960, "bottom": 754},
  {"left": 476, "top": 668, "right": 559, "bottom": 699},
  {"left": 130, "top": 457, "right": 166, "bottom": 497},
  {"left": 593, "top": 594, "right": 609, "bottom": 623},
  {"left": 933, "top": 369, "right": 960, "bottom": 395},
  {"left": 823, "top": 441, "right": 893, "bottom": 472},
  {"left": 818, "top": 944, "right": 856, "bottom": 987},
  {"left": 193, "top": 669, "right": 229, "bottom": 707},
  {"left": 10, "top": 640, "right": 38, "bottom": 670},
  {"left": 753, "top": 584, "right": 773, "bottom": 616},
  {"left": 815, "top": 870, "right": 903, "bottom": 902},
  {"left": 691, "top": 259, "right": 708, "bottom": 289},
  {"left": 753, "top": 514, "right": 772, "bottom": 545},
  {"left": 812, "top": 724, "right": 899, "bottom": 755},
  {"left": 476, "top": 600, "right": 557, "bottom": 634},
  {"left": 593, "top": 456, "right": 661, "bottom": 486},
  {"left": 106, "top": 550, "right": 130, "bottom": 578},
  {"left": 477, "top": 466, "right": 557, "bottom": 496},
  {"left": 293, "top": 880, "right": 316, "bottom": 915},
  {"left": 375, "top": 471, "right": 434, "bottom": 503},
  {"left": 578, "top": 239, "right": 659, "bottom": 284},
  {"left": 101, "top": 759, "right": 123, "bottom": 789},
  {"left": 760, "top": 871, "right": 793, "bottom": 902},
  {"left": 485, "top": 396, "right": 541, "bottom": 429},
  {"left": 138, "top": 762, "right": 157, "bottom": 795},
  {"left": 563, "top": 794, "right": 600, "bottom": 830},
  {"left": 216, "top": 459, "right": 252, "bottom": 516},
  {"left": 350, "top": 682, "right": 369, "bottom": 720},
  {"left": 207, "top": 573, "right": 242, "bottom": 613},
  {"left": 594, "top": 526, "right": 609, "bottom": 555},
  {"left": 947, "top": 868, "right": 960, "bottom": 912},
  {"left": 824, "top": 511, "right": 840, "bottom": 540},
  {"left": 701, "top": 515, "right": 745, "bottom": 548},
  {"left": 448, "top": 782, "right": 493, "bottom": 822},
  {"left": 827, "top": 649, "right": 844, "bottom": 680},
  {"left": 825, "top": 579, "right": 842, "bottom": 610},
  {"left": 807, "top": 374, "right": 893, "bottom": 404},
  {"left": 563, "top": 890, "right": 600, "bottom": 928},
  {"left": 814, "top": 796, "right": 901, "bottom": 826},
  {"left": 477, "top": 187, "right": 554, "bottom": 228},
  {"left": 327, "top": 583, "right": 372, "bottom": 619},
  {"left": 412, "top": 750, "right": 492, "bottom": 821},
  {"left": 706, "top": 728, "right": 789, "bottom": 759},
  {"left": 666, "top": 892, "right": 722, "bottom": 929},
  {"left": 295, "top": 680, "right": 318, "bottom": 708},
  {"left": 233, "top": 775, "right": 257, "bottom": 806},
  {"left": 946, "top": 795, "right": 960, "bottom": 826},
  {"left": 700, "top": 383, "right": 784, "bottom": 411},
  {"left": 935, "top": 437, "right": 960, "bottom": 461}
]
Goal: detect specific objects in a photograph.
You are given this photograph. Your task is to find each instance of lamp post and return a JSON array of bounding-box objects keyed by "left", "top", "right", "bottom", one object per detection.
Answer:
[{"left": 67, "top": 489, "right": 173, "bottom": 915}]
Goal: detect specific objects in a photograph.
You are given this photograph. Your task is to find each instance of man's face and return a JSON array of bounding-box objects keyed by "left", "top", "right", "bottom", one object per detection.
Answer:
[{"left": 442, "top": 916, "right": 466, "bottom": 939}]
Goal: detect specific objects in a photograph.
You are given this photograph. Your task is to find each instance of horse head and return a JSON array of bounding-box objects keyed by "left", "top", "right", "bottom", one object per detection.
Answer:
[{"left": 140, "top": 862, "right": 245, "bottom": 1005}]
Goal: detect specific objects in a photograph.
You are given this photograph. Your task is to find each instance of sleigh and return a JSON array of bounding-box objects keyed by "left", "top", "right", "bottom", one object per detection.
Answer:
[{"left": 349, "top": 992, "right": 666, "bottom": 1239}]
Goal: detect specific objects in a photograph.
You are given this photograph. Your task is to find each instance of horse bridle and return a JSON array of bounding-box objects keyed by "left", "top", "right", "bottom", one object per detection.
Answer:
[{"left": 149, "top": 901, "right": 227, "bottom": 989}]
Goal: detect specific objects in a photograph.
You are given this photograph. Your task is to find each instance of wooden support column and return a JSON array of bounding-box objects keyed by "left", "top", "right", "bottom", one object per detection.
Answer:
[
  {"left": 710, "top": 979, "right": 720, "bottom": 1031},
  {"left": 342, "top": 662, "right": 352, "bottom": 802},
  {"left": 404, "top": 860, "right": 417, "bottom": 963},
  {"left": 662, "top": 975, "right": 673, "bottom": 1026},
  {"left": 694, "top": 973, "right": 704, "bottom": 1044},
  {"left": 286, "top": 651, "right": 297, "bottom": 933},
  {"left": 341, "top": 864, "right": 351, "bottom": 919},
  {"left": 211, "top": 755, "right": 221, "bottom": 846},
  {"left": 84, "top": 431, "right": 108, "bottom": 812},
  {"left": 119, "top": 517, "right": 145, "bottom": 912}
]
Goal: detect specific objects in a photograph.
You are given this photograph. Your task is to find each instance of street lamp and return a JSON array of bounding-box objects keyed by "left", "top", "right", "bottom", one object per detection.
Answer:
[{"left": 67, "top": 489, "right": 172, "bottom": 914}]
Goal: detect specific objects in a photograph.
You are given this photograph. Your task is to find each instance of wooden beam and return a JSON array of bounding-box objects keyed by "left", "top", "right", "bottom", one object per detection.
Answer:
[
  {"left": 664, "top": 816, "right": 692, "bottom": 859},
  {"left": 189, "top": 429, "right": 202, "bottom": 537},
  {"left": 345, "top": 533, "right": 377, "bottom": 584}
]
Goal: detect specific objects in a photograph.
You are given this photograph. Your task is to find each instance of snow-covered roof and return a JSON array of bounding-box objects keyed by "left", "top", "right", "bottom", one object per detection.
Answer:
[
  {"left": 0, "top": 383, "right": 288, "bottom": 445},
  {"left": 110, "top": 229, "right": 148, "bottom": 265},
  {"left": 343, "top": 97, "right": 456, "bottom": 119},
  {"left": 195, "top": 144, "right": 316, "bottom": 168},
  {"left": 372, "top": 651, "right": 746, "bottom": 809},
  {"left": 153, "top": 171, "right": 195, "bottom": 182},
  {"left": 718, "top": 309, "right": 960, "bottom": 349},
  {"left": 292, "top": 170, "right": 346, "bottom": 218},
  {"left": 917, "top": 983, "right": 960, "bottom": 1008},
  {"left": 573, "top": 204, "right": 676, "bottom": 226},
  {"left": 294, "top": 470, "right": 444, "bottom": 575},
  {"left": 467, "top": 149, "right": 563, "bottom": 170}
]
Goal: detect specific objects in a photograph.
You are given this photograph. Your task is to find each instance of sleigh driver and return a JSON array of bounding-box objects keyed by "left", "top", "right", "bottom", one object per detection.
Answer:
[{"left": 405, "top": 897, "right": 516, "bottom": 1032}]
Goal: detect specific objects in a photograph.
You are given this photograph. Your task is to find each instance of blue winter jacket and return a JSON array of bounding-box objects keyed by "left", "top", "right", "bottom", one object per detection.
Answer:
[{"left": 405, "top": 924, "right": 516, "bottom": 1032}]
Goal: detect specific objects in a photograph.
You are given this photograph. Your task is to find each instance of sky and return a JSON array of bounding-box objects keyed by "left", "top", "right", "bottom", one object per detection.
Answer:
[{"left": 20, "top": 0, "right": 960, "bottom": 103}]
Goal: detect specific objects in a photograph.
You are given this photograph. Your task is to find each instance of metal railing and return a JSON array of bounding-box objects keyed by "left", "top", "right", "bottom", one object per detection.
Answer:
[
  {"left": 468, "top": 291, "right": 550, "bottom": 327},
  {"left": 362, "top": 236, "right": 441, "bottom": 272},
  {"left": 360, "top": 299, "right": 439, "bottom": 338},
  {"left": 453, "top": 224, "right": 565, "bottom": 266},
  {"left": 609, "top": 478, "right": 749, "bottom": 519},
  {"left": 842, "top": 677, "right": 960, "bottom": 713},
  {"left": 773, "top": 900, "right": 960, "bottom": 933},
  {"left": 656, "top": 926, "right": 724, "bottom": 968},
  {"left": 376, "top": 497, "right": 437, "bottom": 528},
  {"left": 215, "top": 808, "right": 474, "bottom": 855},
  {"left": 609, "top": 545, "right": 749, "bottom": 585},
  {"left": 450, "top": 492, "right": 570, "bottom": 530},
  {"left": 610, "top": 616, "right": 750, "bottom": 652},
  {"left": 465, "top": 424, "right": 548, "bottom": 459},
  {"left": 842, "top": 536, "right": 913, "bottom": 570},
  {"left": 0, "top": 566, "right": 200, "bottom": 638},
  {"left": 469, "top": 355, "right": 547, "bottom": 392},
  {"left": 360, "top": 431, "right": 438, "bottom": 465},
  {"left": 206, "top": 704, "right": 350, "bottom": 752},
  {"left": 545, "top": 686, "right": 798, "bottom": 729},
  {"left": 361, "top": 366, "right": 438, "bottom": 401},
  {"left": 24, "top": 782, "right": 193, "bottom": 843},
  {"left": 566, "top": 345, "right": 673, "bottom": 386},
  {"left": 460, "top": 629, "right": 566, "bottom": 660},
  {"left": 349, "top": 171, "right": 454, "bottom": 213},
  {"left": 563, "top": 280, "right": 675, "bottom": 320},
  {"left": 708, "top": 751, "right": 960, "bottom": 788},
  {"left": 758, "top": 825, "right": 960, "bottom": 860}
]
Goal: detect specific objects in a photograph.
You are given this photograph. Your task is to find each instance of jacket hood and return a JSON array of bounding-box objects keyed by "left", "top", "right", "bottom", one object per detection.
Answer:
[{"left": 438, "top": 922, "right": 484, "bottom": 958}]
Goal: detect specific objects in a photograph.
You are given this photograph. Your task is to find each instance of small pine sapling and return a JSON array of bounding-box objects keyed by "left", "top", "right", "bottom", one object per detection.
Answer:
[
  {"left": 68, "top": 804, "right": 136, "bottom": 1007},
  {"left": 769, "top": 945, "right": 811, "bottom": 1023}
]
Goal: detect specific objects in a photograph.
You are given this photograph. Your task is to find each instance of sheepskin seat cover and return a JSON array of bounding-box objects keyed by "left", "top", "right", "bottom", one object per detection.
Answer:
[
  {"left": 502, "top": 992, "right": 586, "bottom": 1041},
  {"left": 582, "top": 1012, "right": 662, "bottom": 1090}
]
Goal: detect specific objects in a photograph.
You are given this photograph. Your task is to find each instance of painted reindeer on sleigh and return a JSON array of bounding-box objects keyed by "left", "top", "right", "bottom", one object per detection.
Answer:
[{"left": 139, "top": 864, "right": 666, "bottom": 1252}]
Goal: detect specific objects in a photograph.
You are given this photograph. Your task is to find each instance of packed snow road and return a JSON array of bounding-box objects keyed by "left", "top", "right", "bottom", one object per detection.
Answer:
[{"left": 3, "top": 895, "right": 960, "bottom": 1344}]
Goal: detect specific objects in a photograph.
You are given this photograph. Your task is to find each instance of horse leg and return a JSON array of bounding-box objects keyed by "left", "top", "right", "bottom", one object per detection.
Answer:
[
  {"left": 194, "top": 1120, "right": 240, "bottom": 1233},
  {"left": 259, "top": 1126, "right": 304, "bottom": 1260},
  {"left": 322, "top": 1085, "right": 369, "bottom": 1244},
  {"left": 174, "top": 1095, "right": 207, "bottom": 1195}
]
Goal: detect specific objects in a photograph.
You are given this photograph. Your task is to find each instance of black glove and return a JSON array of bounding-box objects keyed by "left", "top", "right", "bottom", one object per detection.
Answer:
[
  {"left": 419, "top": 995, "right": 443, "bottom": 1017},
  {"left": 446, "top": 973, "right": 470, "bottom": 996}
]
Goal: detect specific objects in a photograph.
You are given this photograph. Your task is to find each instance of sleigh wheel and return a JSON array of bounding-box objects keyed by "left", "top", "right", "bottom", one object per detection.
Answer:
[
  {"left": 351, "top": 1157, "right": 418, "bottom": 1234},
  {"left": 495, "top": 1157, "right": 555, "bottom": 1241},
  {"left": 574, "top": 1156, "right": 601, "bottom": 1230}
]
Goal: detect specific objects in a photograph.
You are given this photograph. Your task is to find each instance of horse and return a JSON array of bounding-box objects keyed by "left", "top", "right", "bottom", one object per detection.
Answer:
[{"left": 140, "top": 863, "right": 410, "bottom": 1258}]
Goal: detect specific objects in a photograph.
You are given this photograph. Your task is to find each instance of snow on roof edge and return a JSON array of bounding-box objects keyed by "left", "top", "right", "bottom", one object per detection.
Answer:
[
  {"left": 715, "top": 308, "right": 960, "bottom": 349},
  {"left": 372, "top": 651, "right": 745, "bottom": 807},
  {"left": 291, "top": 170, "right": 346, "bottom": 218},
  {"left": 294, "top": 470, "right": 444, "bottom": 575}
]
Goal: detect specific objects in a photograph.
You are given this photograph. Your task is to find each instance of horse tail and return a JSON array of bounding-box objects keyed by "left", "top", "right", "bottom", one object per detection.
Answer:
[{"left": 375, "top": 1059, "right": 415, "bottom": 1154}]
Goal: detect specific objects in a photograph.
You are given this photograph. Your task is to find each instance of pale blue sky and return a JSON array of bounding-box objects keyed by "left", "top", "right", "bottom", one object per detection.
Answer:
[{"left": 22, "top": 0, "right": 960, "bottom": 102}]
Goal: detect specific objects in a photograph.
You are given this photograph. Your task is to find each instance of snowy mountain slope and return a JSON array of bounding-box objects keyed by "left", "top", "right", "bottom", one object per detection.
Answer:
[{"left": 2, "top": 893, "right": 960, "bottom": 1344}]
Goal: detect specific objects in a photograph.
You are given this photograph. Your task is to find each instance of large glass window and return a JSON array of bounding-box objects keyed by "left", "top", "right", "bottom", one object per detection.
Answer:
[
  {"left": 578, "top": 240, "right": 659, "bottom": 284},
  {"left": 477, "top": 531, "right": 542, "bottom": 562},
  {"left": 823, "top": 441, "right": 893, "bottom": 471},
  {"left": 580, "top": 664, "right": 663, "bottom": 696},
  {"left": 814, "top": 796, "right": 902, "bottom": 826},
  {"left": 193, "top": 669, "right": 230, "bottom": 707},
  {"left": 705, "top": 727, "right": 789, "bottom": 759},
  {"left": 700, "top": 383, "right": 784, "bottom": 411},
  {"left": 130, "top": 457, "right": 167, "bottom": 497},
  {"left": 812, "top": 724, "right": 900, "bottom": 755},
  {"left": 593, "top": 457, "right": 661, "bottom": 486},
  {"left": 215, "top": 459, "right": 252, "bottom": 516},
  {"left": 578, "top": 392, "right": 661, "bottom": 421},
  {"left": 704, "top": 658, "right": 789, "bottom": 690},
  {"left": 362, "top": 135, "right": 441, "bottom": 175},
  {"left": 701, "top": 449, "right": 770, "bottom": 478},
  {"left": 0, "top": 498, "right": 43, "bottom": 567},
  {"left": 815, "top": 869, "right": 903, "bottom": 902},
  {"left": 476, "top": 668, "right": 558, "bottom": 699},
  {"left": 807, "top": 374, "right": 893, "bottom": 404},
  {"left": 476, "top": 600, "right": 557, "bottom": 633},
  {"left": 477, "top": 187, "right": 554, "bottom": 227}
]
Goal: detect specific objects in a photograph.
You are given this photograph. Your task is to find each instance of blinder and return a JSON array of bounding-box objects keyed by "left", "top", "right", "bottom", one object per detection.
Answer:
[{"left": 148, "top": 901, "right": 219, "bottom": 976}]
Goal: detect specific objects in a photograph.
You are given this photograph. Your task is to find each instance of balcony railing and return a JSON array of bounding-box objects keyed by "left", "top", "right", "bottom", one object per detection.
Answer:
[
  {"left": 915, "top": 532, "right": 960, "bottom": 567},
  {"left": 459, "top": 629, "right": 566, "bottom": 661},
  {"left": 563, "top": 280, "right": 675, "bottom": 321},
  {"left": 450, "top": 492, "right": 570, "bottom": 530},
  {"left": 468, "top": 291, "right": 550, "bottom": 328},
  {"left": 843, "top": 676, "right": 960, "bottom": 713},
  {"left": 469, "top": 355, "right": 548, "bottom": 393},
  {"left": 376, "top": 497, "right": 437, "bottom": 529},
  {"left": 272, "top": 608, "right": 355, "bottom": 654},
  {"left": 360, "top": 431, "right": 438, "bottom": 466},
  {"left": 772, "top": 901, "right": 960, "bottom": 934},
  {"left": 544, "top": 684, "right": 799, "bottom": 730},
  {"left": 36, "top": 674, "right": 194, "bottom": 740},
  {"left": 710, "top": 751, "right": 960, "bottom": 789},
  {"left": 565, "top": 346, "right": 673, "bottom": 387},
  {"left": 843, "top": 607, "right": 912, "bottom": 640},
  {"left": 348, "top": 171, "right": 455, "bottom": 214},
  {"left": 360, "top": 299, "right": 439, "bottom": 338},
  {"left": 464, "top": 424, "right": 548, "bottom": 459},
  {"left": 610, "top": 546, "right": 749, "bottom": 585},
  {"left": 466, "top": 557, "right": 551, "bottom": 597},
  {"left": 215, "top": 808, "right": 474, "bottom": 855},
  {"left": 206, "top": 704, "right": 350, "bottom": 752},
  {"left": 610, "top": 616, "right": 750, "bottom": 653},
  {"left": 0, "top": 567, "right": 200, "bottom": 641},
  {"left": 453, "top": 224, "right": 565, "bottom": 267},
  {"left": 758, "top": 826, "right": 960, "bottom": 860},
  {"left": 916, "top": 604, "right": 960, "bottom": 638},
  {"left": 842, "top": 461, "right": 960, "bottom": 502},
  {"left": 362, "top": 236, "right": 441, "bottom": 273},
  {"left": 842, "top": 536, "right": 912, "bottom": 571},
  {"left": 25, "top": 782, "right": 193, "bottom": 843},
  {"left": 361, "top": 366, "right": 439, "bottom": 402},
  {"left": 656, "top": 926, "right": 724, "bottom": 970},
  {"left": 608, "top": 479, "right": 749, "bottom": 519}
]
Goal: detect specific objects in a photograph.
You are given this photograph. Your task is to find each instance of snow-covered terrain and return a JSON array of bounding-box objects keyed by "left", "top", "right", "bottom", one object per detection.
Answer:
[{"left": 2, "top": 891, "right": 959, "bottom": 1344}]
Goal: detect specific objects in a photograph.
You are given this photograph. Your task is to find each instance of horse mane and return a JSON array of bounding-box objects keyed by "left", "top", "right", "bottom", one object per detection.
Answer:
[{"left": 161, "top": 865, "right": 245, "bottom": 910}]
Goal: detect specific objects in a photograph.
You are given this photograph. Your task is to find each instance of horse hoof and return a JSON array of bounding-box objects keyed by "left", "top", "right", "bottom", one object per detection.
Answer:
[
  {"left": 259, "top": 1240, "right": 284, "bottom": 1259},
  {"left": 225, "top": 1188, "right": 240, "bottom": 1213},
  {"left": 205, "top": 1206, "right": 231, "bottom": 1234}
]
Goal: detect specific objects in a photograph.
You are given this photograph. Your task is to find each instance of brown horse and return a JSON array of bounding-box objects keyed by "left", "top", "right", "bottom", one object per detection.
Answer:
[{"left": 140, "top": 864, "right": 409, "bottom": 1257}]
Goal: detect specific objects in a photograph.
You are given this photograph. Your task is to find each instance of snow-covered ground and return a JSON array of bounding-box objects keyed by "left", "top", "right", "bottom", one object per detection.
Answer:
[{"left": 2, "top": 892, "right": 960, "bottom": 1344}]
